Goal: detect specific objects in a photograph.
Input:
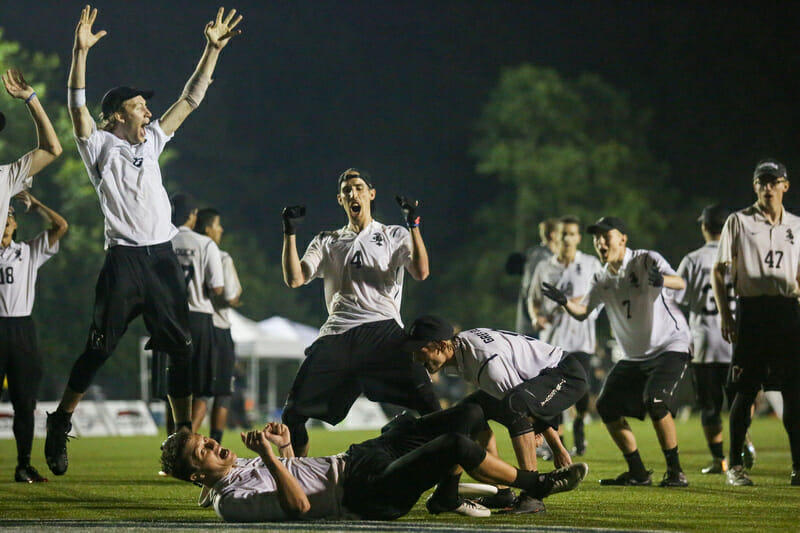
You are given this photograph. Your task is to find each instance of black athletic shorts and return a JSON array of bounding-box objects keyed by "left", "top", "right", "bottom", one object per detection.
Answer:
[
  {"left": 211, "top": 326, "right": 236, "bottom": 396},
  {"left": 0, "top": 316, "right": 41, "bottom": 408},
  {"left": 692, "top": 362, "right": 730, "bottom": 419},
  {"left": 87, "top": 243, "right": 191, "bottom": 356},
  {"left": 189, "top": 312, "right": 217, "bottom": 397},
  {"left": 597, "top": 351, "right": 690, "bottom": 422},
  {"left": 729, "top": 296, "right": 800, "bottom": 393},
  {"left": 283, "top": 319, "right": 439, "bottom": 425}
]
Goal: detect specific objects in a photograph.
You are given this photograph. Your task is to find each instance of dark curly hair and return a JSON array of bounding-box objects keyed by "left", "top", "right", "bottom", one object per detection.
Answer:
[
  {"left": 195, "top": 208, "right": 220, "bottom": 237},
  {"left": 160, "top": 430, "right": 197, "bottom": 482}
]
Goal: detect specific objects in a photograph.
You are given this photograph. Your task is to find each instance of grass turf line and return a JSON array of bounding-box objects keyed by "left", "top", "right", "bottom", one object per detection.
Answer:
[{"left": 0, "top": 416, "right": 796, "bottom": 530}]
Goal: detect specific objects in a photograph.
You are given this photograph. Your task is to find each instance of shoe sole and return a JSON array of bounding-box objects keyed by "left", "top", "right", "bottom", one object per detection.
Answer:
[{"left": 547, "top": 463, "right": 589, "bottom": 496}]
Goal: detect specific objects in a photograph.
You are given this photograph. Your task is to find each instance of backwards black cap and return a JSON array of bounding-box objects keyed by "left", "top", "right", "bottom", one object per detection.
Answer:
[{"left": 101, "top": 86, "right": 154, "bottom": 118}]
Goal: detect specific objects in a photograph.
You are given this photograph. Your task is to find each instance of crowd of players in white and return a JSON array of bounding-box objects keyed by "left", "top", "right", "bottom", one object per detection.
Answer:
[{"left": 0, "top": 3, "right": 798, "bottom": 525}]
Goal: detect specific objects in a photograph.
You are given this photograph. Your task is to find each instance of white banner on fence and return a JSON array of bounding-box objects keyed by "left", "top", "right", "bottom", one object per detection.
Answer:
[{"left": 0, "top": 400, "right": 157, "bottom": 439}]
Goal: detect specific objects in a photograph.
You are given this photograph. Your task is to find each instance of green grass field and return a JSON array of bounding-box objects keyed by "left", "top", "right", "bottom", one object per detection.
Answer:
[{"left": 0, "top": 415, "right": 797, "bottom": 531}]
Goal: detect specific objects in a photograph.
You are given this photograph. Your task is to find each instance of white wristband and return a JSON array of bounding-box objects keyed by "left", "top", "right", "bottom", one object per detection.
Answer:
[{"left": 68, "top": 87, "right": 86, "bottom": 109}]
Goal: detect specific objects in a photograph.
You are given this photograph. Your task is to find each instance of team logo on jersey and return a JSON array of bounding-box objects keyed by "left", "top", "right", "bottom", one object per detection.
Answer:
[
  {"left": 562, "top": 281, "right": 574, "bottom": 296},
  {"left": 628, "top": 271, "right": 640, "bottom": 288},
  {"left": 371, "top": 233, "right": 385, "bottom": 246},
  {"left": 787, "top": 228, "right": 794, "bottom": 244},
  {"left": 575, "top": 263, "right": 582, "bottom": 275},
  {"left": 132, "top": 157, "right": 144, "bottom": 168}
]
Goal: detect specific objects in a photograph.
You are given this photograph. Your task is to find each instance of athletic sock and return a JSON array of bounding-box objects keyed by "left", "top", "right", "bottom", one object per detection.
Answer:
[
  {"left": 210, "top": 429, "right": 223, "bottom": 444},
  {"left": 512, "top": 469, "right": 550, "bottom": 499},
  {"left": 663, "top": 446, "right": 682, "bottom": 471},
  {"left": 573, "top": 418, "right": 585, "bottom": 448},
  {"left": 709, "top": 441, "right": 724, "bottom": 460},
  {"left": 623, "top": 450, "right": 649, "bottom": 478},
  {"left": 431, "top": 473, "right": 461, "bottom": 506},
  {"left": 175, "top": 420, "right": 192, "bottom": 433},
  {"left": 17, "top": 454, "right": 31, "bottom": 468}
]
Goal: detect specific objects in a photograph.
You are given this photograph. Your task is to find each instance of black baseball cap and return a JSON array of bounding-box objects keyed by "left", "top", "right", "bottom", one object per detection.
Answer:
[
  {"left": 338, "top": 168, "right": 373, "bottom": 189},
  {"left": 401, "top": 315, "right": 455, "bottom": 353},
  {"left": 587, "top": 216, "right": 628, "bottom": 236},
  {"left": 101, "top": 86, "right": 154, "bottom": 117},
  {"left": 697, "top": 204, "right": 731, "bottom": 232},
  {"left": 753, "top": 158, "right": 787, "bottom": 181}
]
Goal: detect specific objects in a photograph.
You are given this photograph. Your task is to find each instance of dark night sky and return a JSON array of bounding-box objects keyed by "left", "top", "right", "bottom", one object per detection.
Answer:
[{"left": 2, "top": 1, "right": 800, "bottom": 255}]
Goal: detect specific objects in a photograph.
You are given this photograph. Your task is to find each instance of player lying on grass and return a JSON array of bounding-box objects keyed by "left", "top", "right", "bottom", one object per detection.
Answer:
[
  {"left": 402, "top": 315, "right": 588, "bottom": 513},
  {"left": 160, "top": 403, "right": 588, "bottom": 522}
]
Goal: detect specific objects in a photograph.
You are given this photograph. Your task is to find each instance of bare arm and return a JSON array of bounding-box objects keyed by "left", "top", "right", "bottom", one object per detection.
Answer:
[
  {"left": 15, "top": 191, "right": 68, "bottom": 247},
  {"left": 712, "top": 262, "right": 736, "bottom": 344},
  {"left": 159, "top": 8, "right": 242, "bottom": 135},
  {"left": 68, "top": 5, "right": 106, "bottom": 139},
  {"left": 542, "top": 426, "right": 571, "bottom": 468},
  {"left": 282, "top": 234, "right": 310, "bottom": 288},
  {"left": 662, "top": 274, "right": 686, "bottom": 291},
  {"left": 406, "top": 226, "right": 430, "bottom": 281},
  {"left": 3, "top": 70, "right": 63, "bottom": 176}
]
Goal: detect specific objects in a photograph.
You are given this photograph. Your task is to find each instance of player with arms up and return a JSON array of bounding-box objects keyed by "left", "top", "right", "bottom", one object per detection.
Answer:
[
  {"left": 45, "top": 5, "right": 242, "bottom": 476},
  {"left": 280, "top": 168, "right": 440, "bottom": 457}
]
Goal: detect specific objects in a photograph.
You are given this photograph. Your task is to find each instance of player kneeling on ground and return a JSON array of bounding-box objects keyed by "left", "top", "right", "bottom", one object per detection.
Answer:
[{"left": 160, "top": 404, "right": 587, "bottom": 522}]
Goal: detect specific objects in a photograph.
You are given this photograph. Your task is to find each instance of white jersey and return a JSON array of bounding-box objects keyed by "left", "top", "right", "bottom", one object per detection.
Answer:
[
  {"left": 171, "top": 227, "right": 224, "bottom": 315},
  {"left": 0, "top": 233, "right": 58, "bottom": 317},
  {"left": 210, "top": 455, "right": 354, "bottom": 522},
  {"left": 717, "top": 203, "right": 800, "bottom": 298},
  {"left": 212, "top": 250, "right": 242, "bottom": 329},
  {"left": 529, "top": 251, "right": 602, "bottom": 353},
  {"left": 452, "top": 328, "right": 565, "bottom": 400},
  {"left": 676, "top": 242, "right": 734, "bottom": 364},
  {"left": 301, "top": 220, "right": 413, "bottom": 337},
  {"left": 516, "top": 244, "right": 553, "bottom": 335},
  {"left": 75, "top": 120, "right": 178, "bottom": 248},
  {"left": 0, "top": 152, "right": 33, "bottom": 228},
  {"left": 582, "top": 248, "right": 690, "bottom": 360}
]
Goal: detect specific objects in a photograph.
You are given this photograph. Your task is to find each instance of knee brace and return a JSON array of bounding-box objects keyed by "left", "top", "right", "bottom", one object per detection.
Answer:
[
  {"left": 502, "top": 389, "right": 535, "bottom": 437},
  {"left": 443, "top": 433, "right": 486, "bottom": 472},
  {"left": 646, "top": 398, "right": 670, "bottom": 421}
]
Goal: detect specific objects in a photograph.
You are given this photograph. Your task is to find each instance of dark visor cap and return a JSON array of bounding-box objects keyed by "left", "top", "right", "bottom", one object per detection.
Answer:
[
  {"left": 587, "top": 216, "right": 628, "bottom": 236},
  {"left": 101, "top": 86, "right": 154, "bottom": 117},
  {"left": 401, "top": 315, "right": 455, "bottom": 353}
]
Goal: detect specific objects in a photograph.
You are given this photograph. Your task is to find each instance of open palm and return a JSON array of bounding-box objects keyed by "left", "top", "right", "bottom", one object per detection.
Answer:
[
  {"left": 205, "top": 7, "right": 243, "bottom": 49},
  {"left": 2, "top": 70, "right": 33, "bottom": 100},
  {"left": 74, "top": 5, "right": 107, "bottom": 51}
]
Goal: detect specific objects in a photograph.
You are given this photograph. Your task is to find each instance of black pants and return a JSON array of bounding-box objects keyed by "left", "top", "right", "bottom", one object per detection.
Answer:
[
  {"left": 68, "top": 243, "right": 192, "bottom": 397},
  {"left": 341, "top": 402, "right": 487, "bottom": 520},
  {"left": 0, "top": 317, "right": 40, "bottom": 464}
]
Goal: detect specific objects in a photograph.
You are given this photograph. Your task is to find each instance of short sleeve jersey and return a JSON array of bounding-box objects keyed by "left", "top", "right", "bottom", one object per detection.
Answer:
[
  {"left": 212, "top": 250, "right": 242, "bottom": 329},
  {"left": 74, "top": 119, "right": 177, "bottom": 248},
  {"left": 0, "top": 152, "right": 33, "bottom": 227},
  {"left": 516, "top": 244, "right": 553, "bottom": 334},
  {"left": 453, "top": 328, "right": 565, "bottom": 400},
  {"left": 211, "top": 454, "right": 354, "bottom": 522},
  {"left": 529, "top": 251, "right": 602, "bottom": 353},
  {"left": 0, "top": 232, "right": 58, "bottom": 317},
  {"left": 716, "top": 204, "right": 800, "bottom": 297},
  {"left": 171, "top": 227, "right": 224, "bottom": 315},
  {"left": 301, "top": 220, "right": 413, "bottom": 337},
  {"left": 582, "top": 248, "right": 690, "bottom": 360},
  {"left": 676, "top": 242, "right": 734, "bottom": 363}
]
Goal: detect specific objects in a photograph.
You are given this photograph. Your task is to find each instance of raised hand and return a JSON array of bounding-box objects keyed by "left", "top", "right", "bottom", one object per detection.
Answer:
[
  {"left": 395, "top": 195, "right": 420, "bottom": 227},
  {"left": 282, "top": 205, "right": 306, "bottom": 235},
  {"left": 263, "top": 422, "right": 291, "bottom": 448},
  {"left": 541, "top": 282, "right": 567, "bottom": 306},
  {"left": 205, "top": 7, "right": 243, "bottom": 50},
  {"left": 2, "top": 70, "right": 33, "bottom": 101},
  {"left": 241, "top": 428, "right": 274, "bottom": 458},
  {"left": 74, "top": 5, "right": 107, "bottom": 51},
  {"left": 647, "top": 263, "right": 664, "bottom": 288}
]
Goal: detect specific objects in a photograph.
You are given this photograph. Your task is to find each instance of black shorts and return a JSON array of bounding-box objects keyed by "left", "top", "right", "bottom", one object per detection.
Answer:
[
  {"left": 729, "top": 296, "right": 800, "bottom": 393},
  {"left": 211, "top": 326, "right": 236, "bottom": 396},
  {"left": 189, "top": 312, "right": 217, "bottom": 397},
  {"left": 87, "top": 243, "right": 191, "bottom": 356},
  {"left": 0, "top": 317, "right": 41, "bottom": 408},
  {"left": 283, "top": 319, "right": 439, "bottom": 425},
  {"left": 596, "top": 351, "right": 690, "bottom": 422},
  {"left": 692, "top": 363, "right": 730, "bottom": 419}
]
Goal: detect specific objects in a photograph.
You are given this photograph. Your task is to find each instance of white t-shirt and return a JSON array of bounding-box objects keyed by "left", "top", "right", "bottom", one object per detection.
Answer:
[
  {"left": 716, "top": 203, "right": 800, "bottom": 298},
  {"left": 452, "top": 328, "right": 565, "bottom": 400},
  {"left": 0, "top": 232, "right": 58, "bottom": 317},
  {"left": 74, "top": 120, "right": 178, "bottom": 248},
  {"left": 212, "top": 250, "right": 242, "bottom": 329},
  {"left": 210, "top": 455, "right": 353, "bottom": 522},
  {"left": 171, "top": 227, "right": 224, "bottom": 315},
  {"left": 0, "top": 152, "right": 33, "bottom": 228},
  {"left": 529, "top": 251, "right": 602, "bottom": 353},
  {"left": 301, "top": 220, "right": 413, "bottom": 337},
  {"left": 582, "top": 248, "right": 690, "bottom": 360},
  {"left": 676, "top": 242, "right": 734, "bottom": 364}
]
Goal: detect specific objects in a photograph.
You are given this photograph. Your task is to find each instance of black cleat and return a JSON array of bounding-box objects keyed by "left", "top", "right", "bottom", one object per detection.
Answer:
[
  {"left": 15, "top": 464, "right": 48, "bottom": 483},
  {"left": 544, "top": 463, "right": 589, "bottom": 496},
  {"left": 599, "top": 470, "right": 653, "bottom": 486},
  {"left": 497, "top": 492, "right": 546, "bottom": 515},
  {"left": 474, "top": 487, "right": 516, "bottom": 508},
  {"left": 659, "top": 469, "right": 689, "bottom": 487},
  {"left": 742, "top": 438, "right": 756, "bottom": 471},
  {"left": 45, "top": 411, "right": 73, "bottom": 476},
  {"left": 791, "top": 470, "right": 799, "bottom": 487}
]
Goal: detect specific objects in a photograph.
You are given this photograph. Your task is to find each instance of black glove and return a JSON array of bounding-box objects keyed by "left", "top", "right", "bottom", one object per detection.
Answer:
[
  {"left": 395, "top": 195, "right": 420, "bottom": 228},
  {"left": 541, "top": 282, "right": 567, "bottom": 306},
  {"left": 647, "top": 263, "right": 664, "bottom": 288},
  {"left": 282, "top": 205, "right": 306, "bottom": 235}
]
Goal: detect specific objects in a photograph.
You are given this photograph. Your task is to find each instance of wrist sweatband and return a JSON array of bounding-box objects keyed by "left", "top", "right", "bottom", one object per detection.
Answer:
[
  {"left": 68, "top": 87, "right": 86, "bottom": 109},
  {"left": 25, "top": 92, "right": 37, "bottom": 104},
  {"left": 279, "top": 442, "right": 292, "bottom": 450},
  {"left": 181, "top": 72, "right": 211, "bottom": 109}
]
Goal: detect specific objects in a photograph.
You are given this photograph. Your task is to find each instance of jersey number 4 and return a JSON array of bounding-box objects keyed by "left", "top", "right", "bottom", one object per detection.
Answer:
[
  {"left": 764, "top": 250, "right": 784, "bottom": 268},
  {"left": 350, "top": 251, "right": 363, "bottom": 269},
  {"left": 0, "top": 266, "right": 14, "bottom": 284}
]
